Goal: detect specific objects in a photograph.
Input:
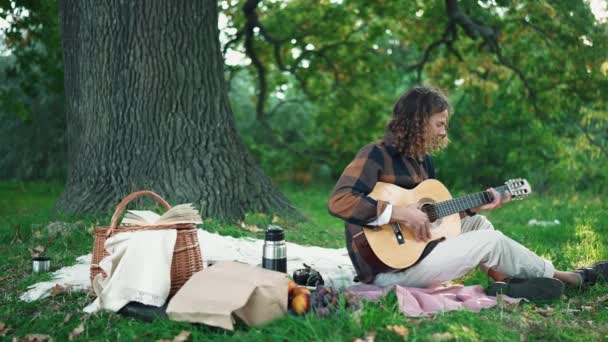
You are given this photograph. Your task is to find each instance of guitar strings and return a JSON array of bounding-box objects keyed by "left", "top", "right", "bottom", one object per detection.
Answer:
[{"left": 424, "top": 206, "right": 439, "bottom": 222}]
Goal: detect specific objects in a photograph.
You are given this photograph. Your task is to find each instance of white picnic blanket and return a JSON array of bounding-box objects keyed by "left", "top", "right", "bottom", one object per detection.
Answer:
[{"left": 20, "top": 228, "right": 356, "bottom": 302}]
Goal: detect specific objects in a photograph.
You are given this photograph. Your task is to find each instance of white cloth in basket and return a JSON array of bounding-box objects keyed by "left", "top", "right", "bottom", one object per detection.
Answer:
[{"left": 84, "top": 230, "right": 177, "bottom": 313}]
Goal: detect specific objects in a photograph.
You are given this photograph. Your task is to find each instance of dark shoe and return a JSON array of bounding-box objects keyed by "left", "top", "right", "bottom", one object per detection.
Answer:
[
  {"left": 594, "top": 261, "right": 608, "bottom": 281},
  {"left": 573, "top": 260, "right": 608, "bottom": 287},
  {"left": 486, "top": 277, "right": 564, "bottom": 301}
]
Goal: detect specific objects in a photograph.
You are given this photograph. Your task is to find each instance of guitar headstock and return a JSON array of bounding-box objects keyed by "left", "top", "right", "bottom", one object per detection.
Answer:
[{"left": 505, "top": 178, "right": 532, "bottom": 200}]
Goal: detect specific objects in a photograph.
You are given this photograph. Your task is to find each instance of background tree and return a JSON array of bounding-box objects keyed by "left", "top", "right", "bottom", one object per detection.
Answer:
[{"left": 53, "top": 0, "right": 297, "bottom": 218}]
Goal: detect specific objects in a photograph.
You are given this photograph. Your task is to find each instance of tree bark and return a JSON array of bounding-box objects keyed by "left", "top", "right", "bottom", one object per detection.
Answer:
[{"left": 56, "top": 0, "right": 299, "bottom": 220}]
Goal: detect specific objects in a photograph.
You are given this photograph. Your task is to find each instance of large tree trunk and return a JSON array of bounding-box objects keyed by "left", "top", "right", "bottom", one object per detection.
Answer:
[{"left": 56, "top": 0, "right": 298, "bottom": 220}]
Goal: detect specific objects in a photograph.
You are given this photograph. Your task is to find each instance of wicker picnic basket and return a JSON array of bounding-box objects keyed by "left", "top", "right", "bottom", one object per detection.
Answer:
[{"left": 90, "top": 190, "right": 203, "bottom": 296}]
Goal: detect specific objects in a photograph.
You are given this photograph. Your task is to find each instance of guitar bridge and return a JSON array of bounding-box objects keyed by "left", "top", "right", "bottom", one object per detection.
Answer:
[{"left": 391, "top": 223, "right": 406, "bottom": 245}]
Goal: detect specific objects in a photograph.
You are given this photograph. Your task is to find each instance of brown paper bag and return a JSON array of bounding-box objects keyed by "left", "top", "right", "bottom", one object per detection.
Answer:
[{"left": 166, "top": 261, "right": 288, "bottom": 330}]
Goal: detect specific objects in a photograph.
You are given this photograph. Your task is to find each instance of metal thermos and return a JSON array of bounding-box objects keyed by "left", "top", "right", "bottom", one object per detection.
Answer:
[{"left": 262, "top": 225, "right": 287, "bottom": 273}]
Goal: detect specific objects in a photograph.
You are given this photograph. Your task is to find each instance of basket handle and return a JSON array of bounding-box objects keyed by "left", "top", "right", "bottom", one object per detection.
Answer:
[{"left": 107, "top": 190, "right": 172, "bottom": 237}]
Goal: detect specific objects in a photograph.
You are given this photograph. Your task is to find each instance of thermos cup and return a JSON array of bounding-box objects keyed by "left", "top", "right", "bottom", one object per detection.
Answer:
[
  {"left": 262, "top": 225, "right": 287, "bottom": 273},
  {"left": 32, "top": 257, "right": 51, "bottom": 273}
]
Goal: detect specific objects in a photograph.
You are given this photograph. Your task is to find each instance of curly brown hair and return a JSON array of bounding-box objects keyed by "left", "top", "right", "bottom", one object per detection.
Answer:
[{"left": 387, "top": 86, "right": 450, "bottom": 159}]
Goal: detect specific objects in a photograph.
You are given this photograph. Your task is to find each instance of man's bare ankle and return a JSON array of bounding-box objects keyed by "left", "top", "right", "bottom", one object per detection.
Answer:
[{"left": 554, "top": 271, "right": 583, "bottom": 286}]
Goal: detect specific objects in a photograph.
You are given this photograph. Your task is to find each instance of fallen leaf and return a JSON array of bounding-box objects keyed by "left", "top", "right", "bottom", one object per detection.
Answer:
[
  {"left": 239, "top": 222, "right": 261, "bottom": 232},
  {"left": 23, "top": 334, "right": 52, "bottom": 341},
  {"left": 172, "top": 330, "right": 191, "bottom": 342},
  {"left": 386, "top": 325, "right": 409, "bottom": 338},
  {"left": 28, "top": 245, "right": 46, "bottom": 258},
  {"left": 532, "top": 306, "right": 554, "bottom": 317},
  {"left": 430, "top": 332, "right": 454, "bottom": 341},
  {"left": 68, "top": 324, "right": 84, "bottom": 340},
  {"left": 272, "top": 215, "right": 280, "bottom": 223},
  {"left": 51, "top": 284, "right": 70, "bottom": 297},
  {"left": 34, "top": 231, "right": 43, "bottom": 238},
  {"left": 0, "top": 276, "right": 9, "bottom": 281},
  {"left": 353, "top": 331, "right": 376, "bottom": 342},
  {"left": 351, "top": 308, "right": 362, "bottom": 327},
  {"left": 407, "top": 319, "right": 422, "bottom": 327},
  {"left": 597, "top": 294, "right": 608, "bottom": 303},
  {"left": 0, "top": 322, "right": 9, "bottom": 336},
  {"left": 63, "top": 313, "right": 73, "bottom": 324},
  {"left": 28, "top": 248, "right": 40, "bottom": 258}
]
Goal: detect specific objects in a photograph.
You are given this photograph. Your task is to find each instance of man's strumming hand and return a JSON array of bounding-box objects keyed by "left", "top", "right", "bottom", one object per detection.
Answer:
[{"left": 391, "top": 204, "right": 432, "bottom": 242}]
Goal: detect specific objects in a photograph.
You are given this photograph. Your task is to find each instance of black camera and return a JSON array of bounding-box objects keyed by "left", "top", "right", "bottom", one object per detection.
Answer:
[{"left": 292, "top": 263, "right": 324, "bottom": 287}]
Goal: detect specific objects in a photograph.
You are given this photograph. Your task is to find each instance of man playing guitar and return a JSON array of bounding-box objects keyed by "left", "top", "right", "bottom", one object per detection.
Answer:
[{"left": 328, "top": 86, "right": 606, "bottom": 300}]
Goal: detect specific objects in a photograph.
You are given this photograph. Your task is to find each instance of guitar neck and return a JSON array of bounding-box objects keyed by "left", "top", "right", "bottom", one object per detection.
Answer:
[{"left": 432, "top": 185, "right": 510, "bottom": 218}]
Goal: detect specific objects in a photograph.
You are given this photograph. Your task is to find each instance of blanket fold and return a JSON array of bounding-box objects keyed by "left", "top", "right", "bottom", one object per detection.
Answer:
[{"left": 348, "top": 283, "right": 522, "bottom": 317}]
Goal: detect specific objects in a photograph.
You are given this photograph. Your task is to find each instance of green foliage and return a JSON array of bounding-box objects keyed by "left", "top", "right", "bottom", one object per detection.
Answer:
[
  {"left": 223, "top": 0, "right": 608, "bottom": 193},
  {"left": 0, "top": 0, "right": 65, "bottom": 179},
  {"left": 428, "top": 0, "right": 608, "bottom": 192}
]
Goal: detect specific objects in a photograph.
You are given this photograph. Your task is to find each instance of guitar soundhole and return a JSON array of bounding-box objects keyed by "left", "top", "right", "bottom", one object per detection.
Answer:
[{"left": 421, "top": 202, "right": 440, "bottom": 223}]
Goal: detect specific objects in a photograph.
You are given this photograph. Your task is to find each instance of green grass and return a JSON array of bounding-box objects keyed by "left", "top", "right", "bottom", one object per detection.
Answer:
[{"left": 1, "top": 180, "right": 607, "bottom": 341}]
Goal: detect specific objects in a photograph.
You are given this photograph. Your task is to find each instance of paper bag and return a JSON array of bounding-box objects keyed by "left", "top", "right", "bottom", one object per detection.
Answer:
[{"left": 166, "top": 261, "right": 288, "bottom": 330}]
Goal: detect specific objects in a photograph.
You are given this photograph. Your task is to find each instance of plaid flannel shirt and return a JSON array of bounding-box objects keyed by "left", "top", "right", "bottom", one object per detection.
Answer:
[
  {"left": 328, "top": 136, "right": 435, "bottom": 225},
  {"left": 328, "top": 135, "right": 436, "bottom": 283}
]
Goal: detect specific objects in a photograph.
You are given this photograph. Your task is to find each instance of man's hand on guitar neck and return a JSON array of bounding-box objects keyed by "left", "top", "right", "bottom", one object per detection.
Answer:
[
  {"left": 473, "top": 187, "right": 512, "bottom": 213},
  {"left": 390, "top": 204, "right": 432, "bottom": 242}
]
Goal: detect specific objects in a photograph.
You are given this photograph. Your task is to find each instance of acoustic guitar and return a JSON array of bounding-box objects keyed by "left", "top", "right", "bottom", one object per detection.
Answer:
[{"left": 354, "top": 178, "right": 532, "bottom": 273}]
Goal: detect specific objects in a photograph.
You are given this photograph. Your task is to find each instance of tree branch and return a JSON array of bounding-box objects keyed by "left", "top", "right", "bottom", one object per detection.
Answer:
[
  {"left": 222, "top": 29, "right": 245, "bottom": 56},
  {"left": 405, "top": 22, "right": 461, "bottom": 82},
  {"left": 576, "top": 121, "right": 608, "bottom": 158},
  {"left": 239, "top": 0, "right": 333, "bottom": 166},
  {"left": 502, "top": 18, "right": 553, "bottom": 46},
  {"left": 241, "top": 0, "right": 368, "bottom": 115},
  {"left": 243, "top": 0, "right": 268, "bottom": 122},
  {"left": 444, "top": 0, "right": 542, "bottom": 118}
]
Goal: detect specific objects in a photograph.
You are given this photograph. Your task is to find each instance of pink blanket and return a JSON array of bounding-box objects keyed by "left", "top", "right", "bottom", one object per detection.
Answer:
[{"left": 347, "top": 283, "right": 522, "bottom": 317}]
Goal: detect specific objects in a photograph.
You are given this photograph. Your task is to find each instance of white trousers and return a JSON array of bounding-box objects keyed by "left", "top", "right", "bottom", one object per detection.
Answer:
[{"left": 373, "top": 215, "right": 555, "bottom": 288}]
